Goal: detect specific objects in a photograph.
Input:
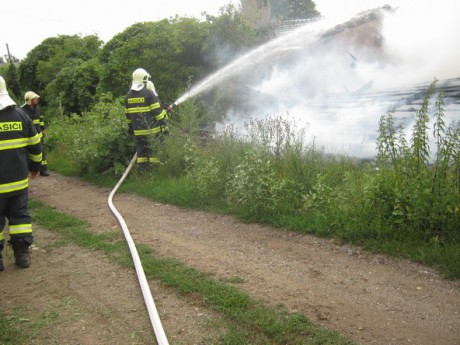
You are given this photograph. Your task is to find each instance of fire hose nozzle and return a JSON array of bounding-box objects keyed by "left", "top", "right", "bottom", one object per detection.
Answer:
[{"left": 164, "top": 103, "right": 176, "bottom": 110}]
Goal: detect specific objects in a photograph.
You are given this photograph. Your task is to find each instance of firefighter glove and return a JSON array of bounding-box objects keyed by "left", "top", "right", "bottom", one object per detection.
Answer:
[{"left": 158, "top": 119, "right": 169, "bottom": 135}]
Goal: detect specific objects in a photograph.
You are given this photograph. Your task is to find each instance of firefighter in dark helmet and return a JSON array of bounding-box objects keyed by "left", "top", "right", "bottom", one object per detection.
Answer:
[
  {"left": 22, "top": 91, "right": 49, "bottom": 176},
  {"left": 124, "top": 68, "right": 169, "bottom": 174},
  {"left": 0, "top": 75, "right": 42, "bottom": 270}
]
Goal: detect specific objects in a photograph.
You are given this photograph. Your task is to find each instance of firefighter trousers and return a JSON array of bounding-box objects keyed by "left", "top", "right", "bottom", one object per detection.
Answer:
[
  {"left": 135, "top": 134, "right": 161, "bottom": 171},
  {"left": 41, "top": 137, "right": 48, "bottom": 173},
  {"left": 0, "top": 189, "right": 34, "bottom": 246}
]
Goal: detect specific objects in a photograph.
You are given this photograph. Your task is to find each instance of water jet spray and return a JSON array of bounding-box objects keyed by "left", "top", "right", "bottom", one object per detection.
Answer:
[
  {"left": 171, "top": 16, "right": 329, "bottom": 107},
  {"left": 171, "top": 4, "right": 459, "bottom": 158}
]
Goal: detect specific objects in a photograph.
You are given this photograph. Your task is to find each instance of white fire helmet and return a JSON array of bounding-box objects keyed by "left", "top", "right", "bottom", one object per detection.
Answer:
[
  {"left": 24, "top": 91, "right": 40, "bottom": 105},
  {"left": 131, "top": 68, "right": 150, "bottom": 91},
  {"left": 0, "top": 75, "right": 16, "bottom": 110},
  {"left": 146, "top": 80, "right": 158, "bottom": 96}
]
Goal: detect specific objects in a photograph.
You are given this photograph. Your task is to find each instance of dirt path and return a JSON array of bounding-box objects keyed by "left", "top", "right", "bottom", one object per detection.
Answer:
[{"left": 2, "top": 173, "right": 459, "bottom": 344}]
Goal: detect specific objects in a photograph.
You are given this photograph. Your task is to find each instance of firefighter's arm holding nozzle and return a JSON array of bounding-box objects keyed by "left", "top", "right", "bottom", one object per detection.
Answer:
[
  {"left": 156, "top": 107, "right": 170, "bottom": 135},
  {"left": 146, "top": 80, "right": 171, "bottom": 134},
  {"left": 160, "top": 103, "right": 173, "bottom": 135},
  {"left": 163, "top": 103, "right": 173, "bottom": 118}
]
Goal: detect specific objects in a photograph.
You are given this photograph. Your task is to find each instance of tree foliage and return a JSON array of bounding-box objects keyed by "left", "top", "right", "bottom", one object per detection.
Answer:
[
  {"left": 203, "top": 4, "right": 264, "bottom": 67},
  {"left": 0, "top": 64, "right": 21, "bottom": 101},
  {"left": 18, "top": 35, "right": 103, "bottom": 115},
  {"left": 46, "top": 58, "right": 102, "bottom": 114},
  {"left": 99, "top": 18, "right": 211, "bottom": 103},
  {"left": 270, "top": 0, "right": 320, "bottom": 20},
  {"left": 18, "top": 36, "right": 60, "bottom": 94}
]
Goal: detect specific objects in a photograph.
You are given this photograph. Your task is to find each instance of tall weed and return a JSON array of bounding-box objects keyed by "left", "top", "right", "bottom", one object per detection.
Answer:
[
  {"left": 226, "top": 150, "right": 276, "bottom": 215},
  {"left": 375, "top": 81, "right": 460, "bottom": 242},
  {"left": 184, "top": 139, "right": 226, "bottom": 199}
]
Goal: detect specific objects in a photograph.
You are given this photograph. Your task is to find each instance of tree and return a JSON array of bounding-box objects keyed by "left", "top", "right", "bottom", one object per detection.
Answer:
[
  {"left": 270, "top": 0, "right": 320, "bottom": 21},
  {"left": 17, "top": 38, "right": 57, "bottom": 96},
  {"left": 202, "top": 4, "right": 265, "bottom": 67},
  {"left": 45, "top": 58, "right": 102, "bottom": 115},
  {"left": 99, "top": 18, "right": 211, "bottom": 102},
  {"left": 18, "top": 34, "right": 103, "bottom": 113},
  {"left": 5, "top": 64, "right": 21, "bottom": 100}
]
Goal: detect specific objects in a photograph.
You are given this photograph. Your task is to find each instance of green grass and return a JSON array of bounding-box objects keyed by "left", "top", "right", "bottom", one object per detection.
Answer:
[
  {"left": 46, "top": 150, "right": 79, "bottom": 177},
  {"left": 0, "top": 307, "right": 60, "bottom": 345},
  {"left": 24, "top": 199, "right": 355, "bottom": 345},
  {"left": 0, "top": 310, "right": 23, "bottom": 345}
]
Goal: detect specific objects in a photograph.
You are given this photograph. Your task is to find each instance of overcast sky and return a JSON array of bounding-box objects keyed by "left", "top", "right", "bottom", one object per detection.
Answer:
[
  {"left": 2, "top": 0, "right": 406, "bottom": 60},
  {"left": 1, "top": 0, "right": 238, "bottom": 59}
]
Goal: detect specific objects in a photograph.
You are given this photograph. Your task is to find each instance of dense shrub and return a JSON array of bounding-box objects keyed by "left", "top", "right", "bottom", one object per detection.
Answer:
[{"left": 47, "top": 93, "right": 134, "bottom": 175}]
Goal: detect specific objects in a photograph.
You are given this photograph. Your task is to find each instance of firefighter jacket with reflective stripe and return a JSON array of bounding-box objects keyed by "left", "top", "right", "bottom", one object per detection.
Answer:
[
  {"left": 0, "top": 105, "right": 42, "bottom": 198},
  {"left": 124, "top": 86, "right": 168, "bottom": 136},
  {"left": 21, "top": 104, "right": 45, "bottom": 138}
]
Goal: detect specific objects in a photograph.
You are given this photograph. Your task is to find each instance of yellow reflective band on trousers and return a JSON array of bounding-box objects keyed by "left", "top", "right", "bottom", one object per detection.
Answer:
[
  {"left": 136, "top": 156, "right": 160, "bottom": 163},
  {"left": 0, "top": 178, "right": 29, "bottom": 194},
  {"left": 134, "top": 127, "right": 161, "bottom": 136},
  {"left": 0, "top": 230, "right": 4, "bottom": 241},
  {"left": 9, "top": 223, "right": 33, "bottom": 235},
  {"left": 136, "top": 156, "right": 149, "bottom": 163}
]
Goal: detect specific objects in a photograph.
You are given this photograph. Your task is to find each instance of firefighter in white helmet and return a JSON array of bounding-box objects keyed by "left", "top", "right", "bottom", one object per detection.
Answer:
[
  {"left": 21, "top": 91, "right": 49, "bottom": 176},
  {"left": 0, "top": 75, "right": 42, "bottom": 270},
  {"left": 124, "top": 68, "right": 169, "bottom": 174}
]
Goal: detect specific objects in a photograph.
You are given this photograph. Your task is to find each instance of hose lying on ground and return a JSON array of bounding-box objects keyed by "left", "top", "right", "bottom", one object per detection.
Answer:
[{"left": 108, "top": 153, "right": 169, "bottom": 345}]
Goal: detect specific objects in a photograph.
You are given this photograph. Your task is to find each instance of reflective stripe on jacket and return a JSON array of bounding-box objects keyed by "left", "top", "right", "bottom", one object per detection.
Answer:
[
  {"left": 124, "top": 86, "right": 167, "bottom": 136},
  {"left": 0, "top": 106, "right": 42, "bottom": 197},
  {"left": 21, "top": 104, "right": 45, "bottom": 135}
]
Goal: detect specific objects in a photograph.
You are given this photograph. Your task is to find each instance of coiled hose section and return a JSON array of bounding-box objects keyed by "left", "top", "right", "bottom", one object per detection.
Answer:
[{"left": 108, "top": 153, "right": 169, "bottom": 345}]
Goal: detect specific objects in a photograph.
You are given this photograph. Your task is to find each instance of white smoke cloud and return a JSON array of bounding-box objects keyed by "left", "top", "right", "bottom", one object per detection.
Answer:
[
  {"left": 219, "top": 0, "right": 460, "bottom": 158},
  {"left": 172, "top": 1, "right": 459, "bottom": 158},
  {"left": 380, "top": 1, "right": 460, "bottom": 86}
]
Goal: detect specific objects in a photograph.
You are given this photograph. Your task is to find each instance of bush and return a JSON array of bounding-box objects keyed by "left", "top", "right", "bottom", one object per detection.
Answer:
[{"left": 47, "top": 93, "right": 134, "bottom": 175}]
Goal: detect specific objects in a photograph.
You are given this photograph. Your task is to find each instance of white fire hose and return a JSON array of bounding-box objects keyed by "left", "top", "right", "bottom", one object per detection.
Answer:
[{"left": 108, "top": 153, "right": 169, "bottom": 345}]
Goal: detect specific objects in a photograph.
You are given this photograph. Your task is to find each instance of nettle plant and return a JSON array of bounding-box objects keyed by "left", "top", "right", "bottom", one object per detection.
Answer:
[{"left": 375, "top": 81, "right": 460, "bottom": 240}]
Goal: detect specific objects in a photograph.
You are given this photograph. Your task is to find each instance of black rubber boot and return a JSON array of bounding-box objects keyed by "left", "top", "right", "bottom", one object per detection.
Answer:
[{"left": 9, "top": 238, "right": 31, "bottom": 269}]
